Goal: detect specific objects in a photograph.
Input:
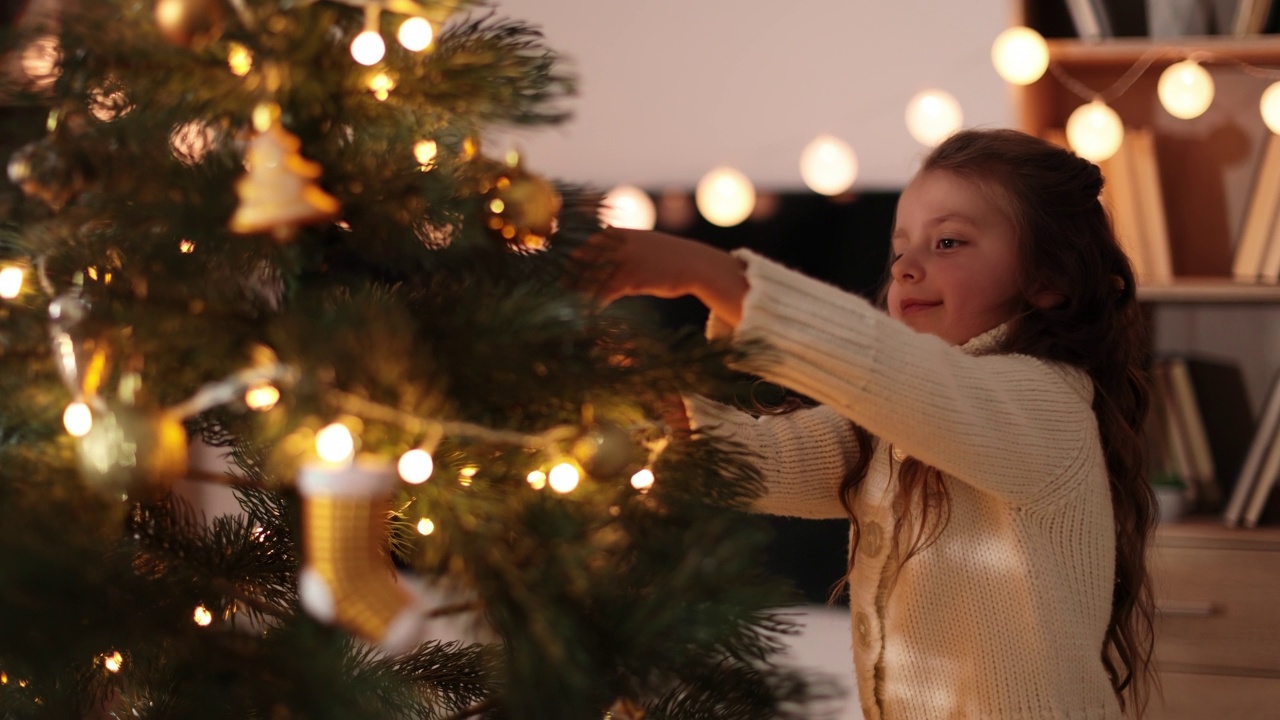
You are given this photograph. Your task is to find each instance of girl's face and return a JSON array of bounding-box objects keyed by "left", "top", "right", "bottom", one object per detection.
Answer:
[{"left": 887, "top": 169, "right": 1023, "bottom": 346}]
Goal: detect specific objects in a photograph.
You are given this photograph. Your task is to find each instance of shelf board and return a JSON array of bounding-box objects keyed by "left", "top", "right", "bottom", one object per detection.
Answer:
[
  {"left": 1137, "top": 278, "right": 1280, "bottom": 303},
  {"left": 1046, "top": 36, "right": 1280, "bottom": 66},
  {"left": 1156, "top": 515, "right": 1280, "bottom": 550}
]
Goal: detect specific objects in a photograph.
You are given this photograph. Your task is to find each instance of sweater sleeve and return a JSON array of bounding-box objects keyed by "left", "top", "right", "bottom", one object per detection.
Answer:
[
  {"left": 712, "top": 249, "right": 1097, "bottom": 507},
  {"left": 684, "top": 396, "right": 858, "bottom": 519}
]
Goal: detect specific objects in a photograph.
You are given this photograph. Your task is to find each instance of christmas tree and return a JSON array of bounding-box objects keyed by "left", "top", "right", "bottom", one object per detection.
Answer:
[{"left": 0, "top": 1, "right": 826, "bottom": 718}]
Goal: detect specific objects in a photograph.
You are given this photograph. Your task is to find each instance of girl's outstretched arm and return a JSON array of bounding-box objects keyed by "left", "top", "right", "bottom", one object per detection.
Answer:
[{"left": 584, "top": 228, "right": 749, "bottom": 327}]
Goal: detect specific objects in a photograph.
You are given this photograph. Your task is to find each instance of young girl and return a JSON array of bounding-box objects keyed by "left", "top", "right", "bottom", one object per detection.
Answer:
[{"left": 586, "top": 129, "right": 1157, "bottom": 719}]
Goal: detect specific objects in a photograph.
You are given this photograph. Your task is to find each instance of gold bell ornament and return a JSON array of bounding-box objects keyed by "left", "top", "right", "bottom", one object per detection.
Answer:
[
  {"left": 297, "top": 459, "right": 427, "bottom": 655},
  {"left": 480, "top": 156, "right": 562, "bottom": 251},
  {"left": 229, "top": 104, "right": 340, "bottom": 242},
  {"left": 75, "top": 402, "right": 189, "bottom": 501}
]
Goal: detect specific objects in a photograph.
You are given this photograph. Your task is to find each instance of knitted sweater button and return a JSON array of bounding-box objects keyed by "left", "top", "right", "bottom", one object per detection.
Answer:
[
  {"left": 854, "top": 610, "right": 872, "bottom": 649},
  {"left": 891, "top": 444, "right": 906, "bottom": 462},
  {"left": 860, "top": 521, "right": 883, "bottom": 558}
]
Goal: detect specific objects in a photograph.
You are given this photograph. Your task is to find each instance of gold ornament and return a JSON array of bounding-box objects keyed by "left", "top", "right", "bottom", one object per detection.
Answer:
[
  {"left": 75, "top": 403, "right": 189, "bottom": 501},
  {"left": 297, "top": 461, "right": 425, "bottom": 655},
  {"left": 572, "top": 422, "right": 644, "bottom": 479},
  {"left": 480, "top": 161, "right": 561, "bottom": 251},
  {"left": 604, "top": 698, "right": 647, "bottom": 720},
  {"left": 153, "top": 0, "right": 227, "bottom": 49},
  {"left": 229, "top": 106, "right": 340, "bottom": 241}
]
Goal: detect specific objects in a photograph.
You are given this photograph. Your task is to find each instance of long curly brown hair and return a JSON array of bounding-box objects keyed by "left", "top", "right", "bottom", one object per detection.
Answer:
[{"left": 832, "top": 128, "right": 1157, "bottom": 717}]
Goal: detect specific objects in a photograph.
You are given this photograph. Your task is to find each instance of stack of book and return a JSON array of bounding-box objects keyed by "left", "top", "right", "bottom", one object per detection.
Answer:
[{"left": 1148, "top": 355, "right": 1280, "bottom": 527}]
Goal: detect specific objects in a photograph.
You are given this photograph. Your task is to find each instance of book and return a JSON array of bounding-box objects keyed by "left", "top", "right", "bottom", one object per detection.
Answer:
[
  {"left": 1232, "top": 132, "right": 1280, "bottom": 281},
  {"left": 1224, "top": 368, "right": 1280, "bottom": 526},
  {"left": 1128, "top": 128, "right": 1174, "bottom": 284},
  {"left": 1183, "top": 357, "right": 1257, "bottom": 506},
  {"left": 1101, "top": 132, "right": 1152, "bottom": 282},
  {"left": 1243, "top": 426, "right": 1280, "bottom": 527},
  {"left": 1166, "top": 358, "right": 1220, "bottom": 507},
  {"left": 1154, "top": 360, "right": 1199, "bottom": 504},
  {"left": 1259, "top": 199, "right": 1280, "bottom": 282},
  {"left": 1234, "top": 0, "right": 1276, "bottom": 35},
  {"left": 1065, "top": 0, "right": 1114, "bottom": 40}
]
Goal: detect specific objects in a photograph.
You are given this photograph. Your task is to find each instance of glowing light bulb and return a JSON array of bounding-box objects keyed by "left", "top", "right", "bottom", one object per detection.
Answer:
[
  {"left": 630, "top": 468, "right": 655, "bottom": 492},
  {"left": 548, "top": 462, "right": 580, "bottom": 493},
  {"left": 0, "top": 266, "right": 24, "bottom": 299},
  {"left": 193, "top": 605, "right": 213, "bottom": 626},
  {"left": 398, "top": 449, "right": 434, "bottom": 484},
  {"left": 1065, "top": 100, "right": 1124, "bottom": 162},
  {"left": 227, "top": 43, "right": 253, "bottom": 76},
  {"left": 1158, "top": 60, "right": 1214, "bottom": 120},
  {"left": 799, "top": 134, "right": 858, "bottom": 196},
  {"left": 103, "top": 651, "right": 123, "bottom": 673},
  {"left": 905, "top": 89, "right": 963, "bottom": 147},
  {"left": 63, "top": 402, "right": 92, "bottom": 437},
  {"left": 1262, "top": 82, "right": 1280, "bottom": 134},
  {"left": 179, "top": 239, "right": 196, "bottom": 254},
  {"left": 414, "top": 139, "right": 438, "bottom": 168},
  {"left": 244, "top": 384, "right": 280, "bottom": 411},
  {"left": 350, "top": 30, "right": 386, "bottom": 66},
  {"left": 315, "top": 423, "right": 355, "bottom": 464},
  {"left": 527, "top": 469, "right": 547, "bottom": 490},
  {"left": 695, "top": 166, "right": 755, "bottom": 227},
  {"left": 991, "top": 26, "right": 1049, "bottom": 86},
  {"left": 458, "top": 465, "right": 478, "bottom": 486},
  {"left": 417, "top": 517, "right": 435, "bottom": 535},
  {"left": 599, "top": 185, "right": 657, "bottom": 230},
  {"left": 368, "top": 71, "right": 395, "bottom": 101},
  {"left": 398, "top": 17, "right": 434, "bottom": 51}
]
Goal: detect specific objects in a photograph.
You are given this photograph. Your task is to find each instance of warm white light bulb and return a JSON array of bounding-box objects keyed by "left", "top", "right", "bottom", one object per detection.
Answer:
[
  {"left": 527, "top": 469, "right": 547, "bottom": 490},
  {"left": 63, "top": 402, "right": 92, "bottom": 437},
  {"left": 1158, "top": 60, "right": 1214, "bottom": 120},
  {"left": 1065, "top": 100, "right": 1124, "bottom": 162},
  {"left": 799, "top": 134, "right": 858, "bottom": 196},
  {"left": 991, "top": 26, "right": 1049, "bottom": 86},
  {"left": 350, "top": 30, "right": 386, "bottom": 66},
  {"left": 398, "top": 17, "right": 434, "bottom": 51},
  {"left": 695, "top": 166, "right": 755, "bottom": 227},
  {"left": 103, "top": 651, "right": 123, "bottom": 673},
  {"left": 630, "top": 468, "right": 655, "bottom": 492},
  {"left": 193, "top": 605, "right": 213, "bottom": 626},
  {"left": 1262, "top": 82, "right": 1280, "bottom": 134},
  {"left": 244, "top": 384, "right": 280, "bottom": 411},
  {"left": 315, "top": 423, "right": 355, "bottom": 463},
  {"left": 416, "top": 517, "right": 435, "bottom": 535},
  {"left": 228, "top": 43, "right": 253, "bottom": 76},
  {"left": 398, "top": 449, "right": 434, "bottom": 484},
  {"left": 0, "top": 266, "right": 24, "bottom": 299},
  {"left": 599, "top": 185, "right": 657, "bottom": 230},
  {"left": 905, "top": 89, "right": 963, "bottom": 147},
  {"left": 548, "top": 462, "right": 580, "bottom": 493},
  {"left": 414, "top": 139, "right": 438, "bottom": 168}
]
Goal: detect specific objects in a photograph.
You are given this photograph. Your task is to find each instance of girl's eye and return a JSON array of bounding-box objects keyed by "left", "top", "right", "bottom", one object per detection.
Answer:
[{"left": 937, "top": 237, "right": 962, "bottom": 250}]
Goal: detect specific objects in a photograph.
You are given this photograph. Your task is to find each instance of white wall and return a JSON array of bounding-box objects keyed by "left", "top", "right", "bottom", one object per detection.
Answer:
[{"left": 489, "top": 0, "right": 1015, "bottom": 190}]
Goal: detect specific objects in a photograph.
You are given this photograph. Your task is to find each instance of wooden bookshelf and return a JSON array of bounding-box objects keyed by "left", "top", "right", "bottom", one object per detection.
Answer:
[{"left": 1138, "top": 278, "right": 1280, "bottom": 302}]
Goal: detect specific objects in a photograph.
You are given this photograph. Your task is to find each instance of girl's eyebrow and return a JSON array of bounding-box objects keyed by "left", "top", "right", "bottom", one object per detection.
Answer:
[{"left": 892, "top": 213, "right": 980, "bottom": 241}]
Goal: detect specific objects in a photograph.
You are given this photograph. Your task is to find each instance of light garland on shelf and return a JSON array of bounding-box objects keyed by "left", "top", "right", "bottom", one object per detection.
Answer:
[{"left": 992, "top": 26, "right": 1280, "bottom": 160}]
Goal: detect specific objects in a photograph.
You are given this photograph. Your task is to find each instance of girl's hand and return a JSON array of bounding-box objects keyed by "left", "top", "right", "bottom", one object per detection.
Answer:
[{"left": 578, "top": 227, "right": 749, "bottom": 328}]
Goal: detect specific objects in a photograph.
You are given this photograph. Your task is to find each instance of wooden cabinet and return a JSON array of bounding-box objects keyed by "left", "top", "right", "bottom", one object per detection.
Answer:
[
  {"left": 1149, "top": 521, "right": 1280, "bottom": 718},
  {"left": 1010, "top": 7, "right": 1280, "bottom": 716}
]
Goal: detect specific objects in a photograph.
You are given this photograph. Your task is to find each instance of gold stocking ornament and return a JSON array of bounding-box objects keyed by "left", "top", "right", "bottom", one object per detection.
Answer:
[{"left": 297, "top": 461, "right": 426, "bottom": 655}]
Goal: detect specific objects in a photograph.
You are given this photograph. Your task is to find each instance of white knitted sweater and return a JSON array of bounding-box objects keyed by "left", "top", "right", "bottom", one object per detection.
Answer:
[{"left": 687, "top": 250, "right": 1124, "bottom": 720}]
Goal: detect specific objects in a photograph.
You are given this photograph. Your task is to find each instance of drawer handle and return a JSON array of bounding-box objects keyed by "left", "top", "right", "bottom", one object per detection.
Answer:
[{"left": 1156, "top": 601, "right": 1217, "bottom": 618}]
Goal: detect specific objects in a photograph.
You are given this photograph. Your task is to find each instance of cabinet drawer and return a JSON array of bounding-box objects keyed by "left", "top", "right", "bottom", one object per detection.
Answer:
[
  {"left": 1150, "top": 545, "right": 1280, "bottom": 673},
  {"left": 1148, "top": 671, "right": 1280, "bottom": 720}
]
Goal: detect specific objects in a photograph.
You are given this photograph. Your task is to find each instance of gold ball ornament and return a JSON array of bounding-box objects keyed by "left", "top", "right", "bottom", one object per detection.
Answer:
[
  {"left": 572, "top": 422, "right": 645, "bottom": 479},
  {"left": 481, "top": 164, "right": 562, "bottom": 250},
  {"left": 76, "top": 404, "right": 188, "bottom": 501},
  {"left": 154, "top": 0, "right": 227, "bottom": 49}
]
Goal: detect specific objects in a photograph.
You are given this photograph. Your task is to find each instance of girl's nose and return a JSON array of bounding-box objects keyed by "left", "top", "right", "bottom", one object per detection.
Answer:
[{"left": 892, "top": 249, "right": 923, "bottom": 282}]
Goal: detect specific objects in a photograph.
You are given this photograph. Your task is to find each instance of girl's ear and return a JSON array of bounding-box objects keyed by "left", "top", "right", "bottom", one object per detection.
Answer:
[{"left": 1030, "top": 286, "right": 1066, "bottom": 309}]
